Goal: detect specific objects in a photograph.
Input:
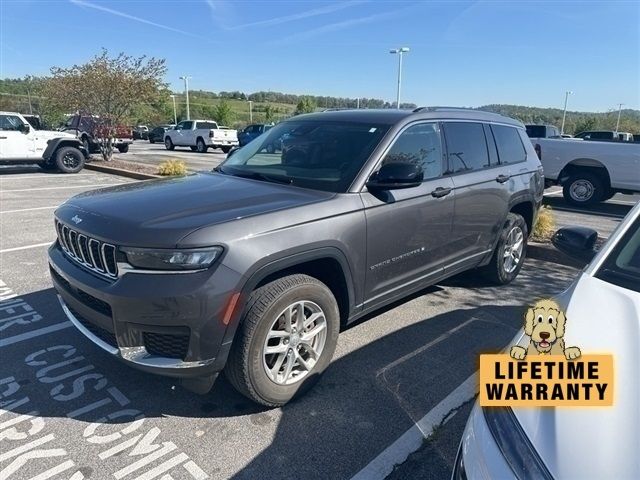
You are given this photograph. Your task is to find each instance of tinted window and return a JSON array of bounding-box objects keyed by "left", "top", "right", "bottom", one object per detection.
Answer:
[
  {"left": 443, "top": 122, "right": 489, "bottom": 173},
  {"left": 492, "top": 125, "right": 526, "bottom": 164},
  {"left": 381, "top": 123, "right": 442, "bottom": 180},
  {"left": 0, "top": 115, "right": 23, "bottom": 131},
  {"left": 221, "top": 120, "right": 390, "bottom": 193},
  {"left": 483, "top": 124, "right": 499, "bottom": 166},
  {"left": 596, "top": 216, "right": 640, "bottom": 293},
  {"left": 525, "top": 125, "right": 545, "bottom": 138},
  {"left": 182, "top": 121, "right": 194, "bottom": 129},
  {"left": 196, "top": 121, "right": 217, "bottom": 129}
]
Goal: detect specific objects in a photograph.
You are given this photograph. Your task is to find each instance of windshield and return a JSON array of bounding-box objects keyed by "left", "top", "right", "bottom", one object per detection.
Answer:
[
  {"left": 595, "top": 215, "right": 640, "bottom": 293},
  {"left": 218, "top": 119, "right": 390, "bottom": 192}
]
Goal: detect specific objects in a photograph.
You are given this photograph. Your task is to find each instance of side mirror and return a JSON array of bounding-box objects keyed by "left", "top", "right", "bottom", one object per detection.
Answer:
[
  {"left": 20, "top": 123, "right": 30, "bottom": 134},
  {"left": 366, "top": 163, "right": 423, "bottom": 190},
  {"left": 552, "top": 226, "right": 598, "bottom": 263}
]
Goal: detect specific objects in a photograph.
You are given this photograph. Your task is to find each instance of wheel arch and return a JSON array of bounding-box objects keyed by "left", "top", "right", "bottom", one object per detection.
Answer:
[
  {"left": 558, "top": 159, "right": 611, "bottom": 189},
  {"left": 42, "top": 138, "right": 86, "bottom": 161}
]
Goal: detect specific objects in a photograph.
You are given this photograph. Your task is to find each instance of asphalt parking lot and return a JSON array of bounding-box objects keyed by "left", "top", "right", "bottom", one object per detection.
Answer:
[
  {"left": 0, "top": 166, "right": 636, "bottom": 480},
  {"left": 114, "top": 141, "right": 227, "bottom": 172}
]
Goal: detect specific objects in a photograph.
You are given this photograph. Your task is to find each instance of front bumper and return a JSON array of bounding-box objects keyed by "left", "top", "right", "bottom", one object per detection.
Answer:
[{"left": 48, "top": 242, "right": 243, "bottom": 379}]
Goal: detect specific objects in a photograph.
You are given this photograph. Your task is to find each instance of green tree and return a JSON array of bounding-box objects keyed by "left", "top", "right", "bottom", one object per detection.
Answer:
[
  {"left": 213, "top": 99, "right": 234, "bottom": 125},
  {"left": 42, "top": 49, "right": 167, "bottom": 161},
  {"left": 295, "top": 97, "right": 316, "bottom": 115},
  {"left": 264, "top": 104, "right": 274, "bottom": 123},
  {"left": 573, "top": 116, "right": 598, "bottom": 135}
]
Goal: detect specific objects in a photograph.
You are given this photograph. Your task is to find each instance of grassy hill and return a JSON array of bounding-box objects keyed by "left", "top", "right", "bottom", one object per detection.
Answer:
[{"left": 1, "top": 77, "right": 638, "bottom": 134}]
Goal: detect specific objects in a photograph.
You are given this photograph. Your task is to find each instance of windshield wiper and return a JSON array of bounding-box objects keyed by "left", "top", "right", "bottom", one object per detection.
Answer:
[{"left": 220, "top": 168, "right": 293, "bottom": 185}]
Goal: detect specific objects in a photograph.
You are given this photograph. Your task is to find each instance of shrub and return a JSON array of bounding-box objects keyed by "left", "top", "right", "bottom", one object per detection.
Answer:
[
  {"left": 531, "top": 206, "right": 556, "bottom": 242},
  {"left": 157, "top": 159, "right": 187, "bottom": 176}
]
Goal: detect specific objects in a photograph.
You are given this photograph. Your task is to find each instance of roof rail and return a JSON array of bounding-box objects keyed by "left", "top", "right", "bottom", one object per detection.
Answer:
[{"left": 412, "top": 106, "right": 477, "bottom": 113}]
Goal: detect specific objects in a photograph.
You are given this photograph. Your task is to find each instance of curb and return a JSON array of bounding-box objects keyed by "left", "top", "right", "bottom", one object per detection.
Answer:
[
  {"left": 527, "top": 241, "right": 586, "bottom": 269},
  {"left": 85, "top": 163, "right": 161, "bottom": 180}
]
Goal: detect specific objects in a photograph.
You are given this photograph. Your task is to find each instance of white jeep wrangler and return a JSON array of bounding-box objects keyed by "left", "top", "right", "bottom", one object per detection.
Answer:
[{"left": 0, "top": 111, "right": 88, "bottom": 173}]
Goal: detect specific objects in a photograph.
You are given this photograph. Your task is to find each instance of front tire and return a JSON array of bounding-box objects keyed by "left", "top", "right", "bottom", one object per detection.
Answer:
[
  {"left": 165, "top": 137, "right": 175, "bottom": 150},
  {"left": 117, "top": 144, "right": 129, "bottom": 153},
  {"left": 480, "top": 212, "right": 527, "bottom": 285},
  {"left": 563, "top": 172, "right": 605, "bottom": 206},
  {"left": 54, "top": 147, "right": 85, "bottom": 173},
  {"left": 226, "top": 274, "right": 340, "bottom": 407}
]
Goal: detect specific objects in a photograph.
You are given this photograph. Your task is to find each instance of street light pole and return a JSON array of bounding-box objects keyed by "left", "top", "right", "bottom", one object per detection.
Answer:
[
  {"left": 615, "top": 103, "right": 624, "bottom": 133},
  {"left": 169, "top": 95, "right": 177, "bottom": 124},
  {"left": 390, "top": 47, "right": 409, "bottom": 109},
  {"left": 179, "top": 76, "right": 191, "bottom": 120},
  {"left": 248, "top": 100, "right": 253, "bottom": 122},
  {"left": 560, "top": 90, "right": 573, "bottom": 135}
]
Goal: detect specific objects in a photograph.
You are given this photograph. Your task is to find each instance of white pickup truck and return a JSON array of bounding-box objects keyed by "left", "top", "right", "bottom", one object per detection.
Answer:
[
  {"left": 0, "top": 111, "right": 88, "bottom": 173},
  {"left": 530, "top": 136, "right": 640, "bottom": 205},
  {"left": 164, "top": 120, "right": 238, "bottom": 153}
]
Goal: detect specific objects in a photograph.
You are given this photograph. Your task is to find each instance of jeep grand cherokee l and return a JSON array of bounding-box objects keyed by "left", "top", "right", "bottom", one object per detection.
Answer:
[{"left": 49, "top": 108, "right": 543, "bottom": 406}]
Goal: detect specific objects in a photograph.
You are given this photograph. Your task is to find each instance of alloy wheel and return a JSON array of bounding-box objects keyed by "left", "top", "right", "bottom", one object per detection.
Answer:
[
  {"left": 262, "top": 300, "right": 327, "bottom": 385},
  {"left": 503, "top": 226, "right": 524, "bottom": 274}
]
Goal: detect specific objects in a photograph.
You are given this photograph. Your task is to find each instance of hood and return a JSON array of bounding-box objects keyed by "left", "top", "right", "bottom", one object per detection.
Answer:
[
  {"left": 55, "top": 172, "right": 334, "bottom": 247},
  {"left": 38, "top": 130, "right": 75, "bottom": 140},
  {"left": 511, "top": 273, "right": 640, "bottom": 479}
]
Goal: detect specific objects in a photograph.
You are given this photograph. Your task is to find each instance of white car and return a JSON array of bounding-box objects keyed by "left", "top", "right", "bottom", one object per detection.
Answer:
[
  {"left": 164, "top": 119, "right": 239, "bottom": 153},
  {"left": 531, "top": 136, "right": 640, "bottom": 205},
  {"left": 0, "top": 111, "right": 88, "bottom": 173},
  {"left": 455, "top": 200, "right": 640, "bottom": 480}
]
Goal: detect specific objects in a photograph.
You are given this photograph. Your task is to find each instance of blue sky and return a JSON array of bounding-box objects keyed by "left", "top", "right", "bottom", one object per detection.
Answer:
[{"left": 1, "top": 0, "right": 638, "bottom": 111}]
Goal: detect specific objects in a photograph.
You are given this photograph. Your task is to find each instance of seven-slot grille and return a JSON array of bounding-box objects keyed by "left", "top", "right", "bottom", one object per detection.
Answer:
[{"left": 55, "top": 219, "right": 118, "bottom": 278}]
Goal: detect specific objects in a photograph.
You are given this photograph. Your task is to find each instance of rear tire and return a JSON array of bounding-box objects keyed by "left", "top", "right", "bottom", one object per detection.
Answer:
[
  {"left": 196, "top": 138, "right": 208, "bottom": 153},
  {"left": 54, "top": 147, "right": 85, "bottom": 173},
  {"left": 165, "top": 137, "right": 175, "bottom": 150},
  {"left": 149, "top": 139, "right": 155, "bottom": 144},
  {"left": 480, "top": 212, "right": 527, "bottom": 285},
  {"left": 562, "top": 171, "right": 605, "bottom": 206},
  {"left": 225, "top": 274, "right": 340, "bottom": 407},
  {"left": 221, "top": 146, "right": 232, "bottom": 154},
  {"left": 190, "top": 146, "right": 198, "bottom": 152},
  {"left": 117, "top": 144, "right": 129, "bottom": 153}
]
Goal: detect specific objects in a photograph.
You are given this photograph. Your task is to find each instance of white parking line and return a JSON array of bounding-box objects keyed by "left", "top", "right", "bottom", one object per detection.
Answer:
[
  {"left": 1, "top": 183, "right": 122, "bottom": 193},
  {"left": 351, "top": 373, "right": 477, "bottom": 480},
  {"left": 0, "top": 173, "right": 94, "bottom": 180},
  {"left": 0, "top": 242, "right": 53, "bottom": 254},
  {"left": 0, "top": 321, "right": 72, "bottom": 348},
  {"left": 0, "top": 206, "right": 59, "bottom": 214}
]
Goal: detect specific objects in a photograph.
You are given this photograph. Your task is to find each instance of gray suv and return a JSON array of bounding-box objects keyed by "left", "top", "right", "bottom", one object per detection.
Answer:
[{"left": 49, "top": 108, "right": 543, "bottom": 406}]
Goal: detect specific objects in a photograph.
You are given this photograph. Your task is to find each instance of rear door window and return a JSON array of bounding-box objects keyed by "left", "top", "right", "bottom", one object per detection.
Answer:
[
  {"left": 491, "top": 125, "right": 526, "bottom": 165},
  {"left": 381, "top": 123, "right": 443, "bottom": 180},
  {"left": 442, "top": 122, "right": 490, "bottom": 174}
]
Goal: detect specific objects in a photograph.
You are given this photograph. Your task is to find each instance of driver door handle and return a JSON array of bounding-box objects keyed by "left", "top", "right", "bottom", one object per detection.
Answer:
[
  {"left": 496, "top": 174, "right": 510, "bottom": 184},
  {"left": 431, "top": 187, "right": 452, "bottom": 198}
]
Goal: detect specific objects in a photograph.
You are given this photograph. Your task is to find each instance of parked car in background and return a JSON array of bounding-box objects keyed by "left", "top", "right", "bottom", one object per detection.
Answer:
[
  {"left": 525, "top": 124, "right": 561, "bottom": 139},
  {"left": 238, "top": 123, "right": 273, "bottom": 146},
  {"left": 49, "top": 108, "right": 543, "bottom": 406},
  {"left": 0, "top": 111, "right": 87, "bottom": 173},
  {"left": 61, "top": 114, "right": 133, "bottom": 153},
  {"left": 133, "top": 125, "right": 149, "bottom": 140},
  {"left": 575, "top": 130, "right": 635, "bottom": 142},
  {"left": 164, "top": 119, "right": 238, "bottom": 153},
  {"left": 454, "top": 201, "right": 640, "bottom": 480},
  {"left": 148, "top": 125, "right": 174, "bottom": 143},
  {"left": 532, "top": 136, "right": 640, "bottom": 205}
]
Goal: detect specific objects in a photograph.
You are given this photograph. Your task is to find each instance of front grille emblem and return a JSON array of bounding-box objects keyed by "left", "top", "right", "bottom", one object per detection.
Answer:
[{"left": 71, "top": 215, "right": 83, "bottom": 225}]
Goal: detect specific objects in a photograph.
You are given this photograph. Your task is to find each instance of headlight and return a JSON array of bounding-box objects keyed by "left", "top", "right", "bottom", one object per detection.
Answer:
[{"left": 121, "top": 246, "right": 223, "bottom": 271}]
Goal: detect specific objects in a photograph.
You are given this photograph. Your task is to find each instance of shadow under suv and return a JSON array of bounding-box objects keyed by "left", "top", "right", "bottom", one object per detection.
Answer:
[{"left": 49, "top": 108, "right": 543, "bottom": 406}]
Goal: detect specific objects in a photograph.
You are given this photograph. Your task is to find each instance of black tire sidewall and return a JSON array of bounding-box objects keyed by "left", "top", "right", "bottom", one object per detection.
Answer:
[
  {"left": 197, "top": 139, "right": 207, "bottom": 153},
  {"left": 244, "top": 279, "right": 339, "bottom": 405},
  {"left": 54, "top": 147, "right": 84, "bottom": 173},
  {"left": 165, "top": 138, "right": 174, "bottom": 150}
]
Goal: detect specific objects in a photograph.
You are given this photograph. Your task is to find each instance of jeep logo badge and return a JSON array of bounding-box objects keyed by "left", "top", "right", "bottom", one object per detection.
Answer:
[{"left": 71, "top": 215, "right": 83, "bottom": 225}]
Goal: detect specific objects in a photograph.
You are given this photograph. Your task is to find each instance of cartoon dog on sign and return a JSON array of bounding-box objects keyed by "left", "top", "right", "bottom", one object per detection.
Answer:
[{"left": 510, "top": 299, "right": 581, "bottom": 360}]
